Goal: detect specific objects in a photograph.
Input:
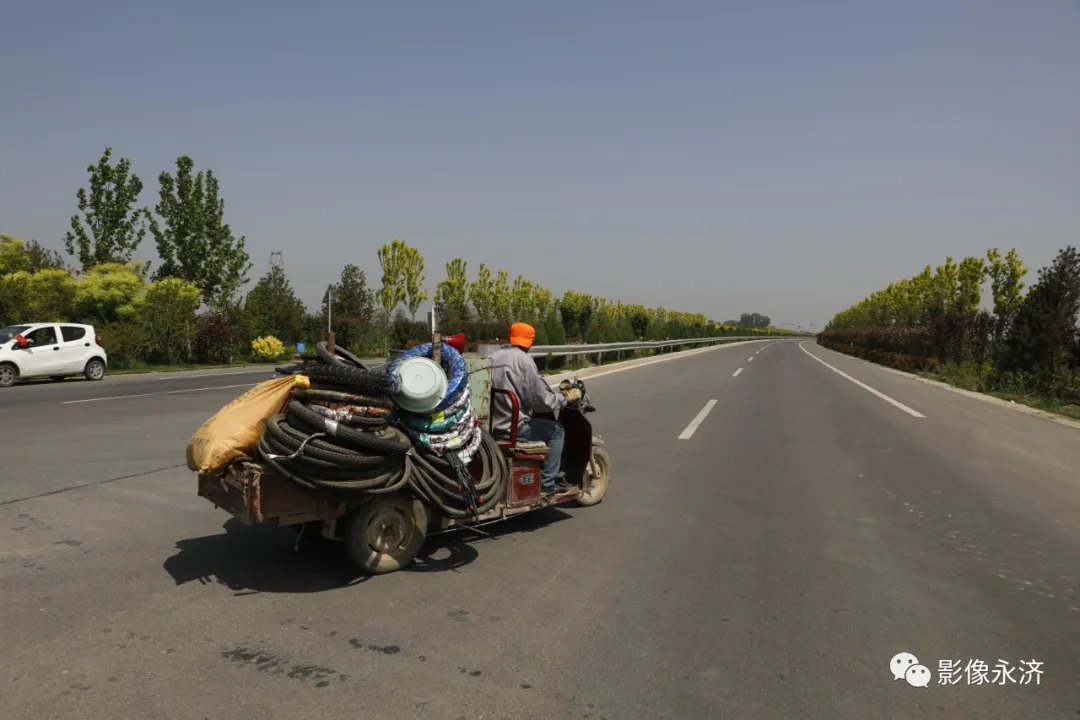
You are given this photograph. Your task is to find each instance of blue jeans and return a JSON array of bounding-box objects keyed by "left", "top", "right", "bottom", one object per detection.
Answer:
[{"left": 519, "top": 418, "right": 565, "bottom": 492}]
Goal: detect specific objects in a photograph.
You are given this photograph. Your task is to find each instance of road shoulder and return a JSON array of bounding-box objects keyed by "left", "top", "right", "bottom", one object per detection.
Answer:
[{"left": 800, "top": 341, "right": 1080, "bottom": 433}]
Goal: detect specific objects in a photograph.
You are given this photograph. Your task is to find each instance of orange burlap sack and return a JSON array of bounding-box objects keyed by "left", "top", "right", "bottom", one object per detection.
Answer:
[{"left": 185, "top": 375, "right": 305, "bottom": 474}]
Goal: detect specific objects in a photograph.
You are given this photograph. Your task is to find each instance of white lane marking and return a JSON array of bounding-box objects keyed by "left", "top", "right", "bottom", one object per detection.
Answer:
[
  {"left": 156, "top": 370, "right": 265, "bottom": 380},
  {"left": 62, "top": 383, "right": 258, "bottom": 404},
  {"left": 678, "top": 399, "right": 718, "bottom": 440},
  {"left": 798, "top": 342, "right": 925, "bottom": 418},
  {"left": 748, "top": 356, "right": 754, "bottom": 362},
  {"left": 543, "top": 339, "right": 776, "bottom": 387},
  {"left": 733, "top": 367, "right": 743, "bottom": 377}
]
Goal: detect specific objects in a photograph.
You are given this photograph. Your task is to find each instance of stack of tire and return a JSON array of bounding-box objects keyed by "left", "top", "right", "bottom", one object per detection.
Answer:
[
  {"left": 390, "top": 342, "right": 508, "bottom": 519},
  {"left": 258, "top": 341, "right": 508, "bottom": 520},
  {"left": 259, "top": 347, "right": 414, "bottom": 497}
]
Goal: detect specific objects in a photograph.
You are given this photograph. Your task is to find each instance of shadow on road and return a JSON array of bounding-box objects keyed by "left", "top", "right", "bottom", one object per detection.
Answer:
[
  {"left": 163, "top": 519, "right": 365, "bottom": 594},
  {"left": 162, "top": 508, "right": 574, "bottom": 593},
  {"left": 408, "top": 507, "right": 574, "bottom": 573},
  {"left": 2, "top": 376, "right": 88, "bottom": 389}
]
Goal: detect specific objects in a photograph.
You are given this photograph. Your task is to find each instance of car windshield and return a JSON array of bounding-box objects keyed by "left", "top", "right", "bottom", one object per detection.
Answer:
[{"left": 0, "top": 326, "right": 30, "bottom": 344}]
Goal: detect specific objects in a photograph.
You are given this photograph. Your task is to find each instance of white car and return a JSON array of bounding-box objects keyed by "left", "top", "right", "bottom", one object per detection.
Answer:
[{"left": 0, "top": 323, "right": 108, "bottom": 388}]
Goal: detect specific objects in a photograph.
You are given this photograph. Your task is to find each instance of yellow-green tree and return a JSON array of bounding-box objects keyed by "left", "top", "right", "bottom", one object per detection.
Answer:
[
  {"left": 558, "top": 290, "right": 593, "bottom": 338},
  {"left": 64, "top": 147, "right": 149, "bottom": 270},
  {"left": 401, "top": 244, "right": 429, "bottom": 321},
  {"left": 469, "top": 263, "right": 495, "bottom": 322},
  {"left": 491, "top": 270, "right": 511, "bottom": 323},
  {"left": 626, "top": 303, "right": 649, "bottom": 338},
  {"left": 986, "top": 248, "right": 1027, "bottom": 321},
  {"left": 142, "top": 278, "right": 201, "bottom": 364},
  {"left": 30, "top": 270, "right": 79, "bottom": 321},
  {"left": 73, "top": 262, "right": 147, "bottom": 324},
  {"left": 532, "top": 286, "right": 553, "bottom": 320},
  {"left": 376, "top": 239, "right": 408, "bottom": 319},
  {"left": 435, "top": 258, "right": 470, "bottom": 321},
  {"left": 0, "top": 235, "right": 32, "bottom": 275},
  {"left": 510, "top": 275, "right": 536, "bottom": 323},
  {"left": 930, "top": 256, "right": 959, "bottom": 316},
  {"left": 955, "top": 256, "right": 987, "bottom": 315},
  {"left": 0, "top": 270, "right": 76, "bottom": 323}
]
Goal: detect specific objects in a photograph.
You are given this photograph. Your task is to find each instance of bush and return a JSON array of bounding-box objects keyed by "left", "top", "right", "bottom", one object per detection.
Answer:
[
  {"left": 97, "top": 320, "right": 150, "bottom": 369},
  {"left": 195, "top": 312, "right": 246, "bottom": 365},
  {"left": 251, "top": 335, "right": 285, "bottom": 361}
]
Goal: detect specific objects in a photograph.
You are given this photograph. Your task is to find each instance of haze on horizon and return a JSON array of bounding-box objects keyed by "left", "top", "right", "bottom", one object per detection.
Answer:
[{"left": 2, "top": 0, "right": 1077, "bottom": 329}]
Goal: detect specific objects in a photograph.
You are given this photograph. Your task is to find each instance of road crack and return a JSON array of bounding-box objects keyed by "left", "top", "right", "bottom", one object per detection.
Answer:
[{"left": 0, "top": 463, "right": 186, "bottom": 507}]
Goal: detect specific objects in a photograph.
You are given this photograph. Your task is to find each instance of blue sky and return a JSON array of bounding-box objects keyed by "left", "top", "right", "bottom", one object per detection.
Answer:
[{"left": 2, "top": 0, "right": 1077, "bottom": 328}]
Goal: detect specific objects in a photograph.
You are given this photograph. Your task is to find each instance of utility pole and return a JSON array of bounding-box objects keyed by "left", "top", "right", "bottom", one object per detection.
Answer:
[
  {"left": 326, "top": 284, "right": 335, "bottom": 354},
  {"left": 430, "top": 302, "right": 441, "bottom": 365}
]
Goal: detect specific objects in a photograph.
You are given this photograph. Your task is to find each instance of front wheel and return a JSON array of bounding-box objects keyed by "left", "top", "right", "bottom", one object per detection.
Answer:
[
  {"left": 342, "top": 492, "right": 429, "bottom": 575},
  {"left": 575, "top": 447, "right": 611, "bottom": 507},
  {"left": 0, "top": 364, "right": 17, "bottom": 388},
  {"left": 84, "top": 359, "right": 106, "bottom": 381}
]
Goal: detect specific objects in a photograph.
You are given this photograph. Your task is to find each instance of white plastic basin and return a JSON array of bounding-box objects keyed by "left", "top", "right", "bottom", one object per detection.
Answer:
[{"left": 392, "top": 356, "right": 448, "bottom": 414}]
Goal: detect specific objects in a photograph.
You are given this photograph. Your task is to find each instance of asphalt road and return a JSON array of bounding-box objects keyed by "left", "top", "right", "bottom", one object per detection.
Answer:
[
  {"left": 0, "top": 358, "right": 386, "bottom": 410},
  {"left": 3, "top": 339, "right": 1079, "bottom": 718}
]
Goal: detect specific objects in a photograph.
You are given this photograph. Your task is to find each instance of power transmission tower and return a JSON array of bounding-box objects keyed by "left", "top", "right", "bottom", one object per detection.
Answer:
[{"left": 269, "top": 251, "right": 283, "bottom": 269}]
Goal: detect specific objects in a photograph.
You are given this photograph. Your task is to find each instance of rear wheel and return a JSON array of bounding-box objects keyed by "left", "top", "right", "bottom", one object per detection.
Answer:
[
  {"left": 84, "top": 358, "right": 106, "bottom": 381},
  {"left": 342, "top": 493, "right": 428, "bottom": 575},
  {"left": 575, "top": 447, "right": 611, "bottom": 506},
  {"left": 0, "top": 364, "right": 17, "bottom": 388}
]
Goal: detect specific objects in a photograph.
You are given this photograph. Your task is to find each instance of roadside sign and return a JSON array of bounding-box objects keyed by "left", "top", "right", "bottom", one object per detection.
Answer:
[{"left": 297, "top": 342, "right": 306, "bottom": 354}]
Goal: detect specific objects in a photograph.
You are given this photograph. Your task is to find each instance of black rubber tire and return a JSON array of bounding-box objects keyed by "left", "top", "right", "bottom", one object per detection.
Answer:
[
  {"left": 333, "top": 346, "right": 370, "bottom": 370},
  {"left": 316, "top": 341, "right": 346, "bottom": 366},
  {"left": 292, "top": 388, "right": 394, "bottom": 409},
  {"left": 302, "top": 363, "right": 395, "bottom": 397},
  {"left": 315, "top": 341, "right": 369, "bottom": 370},
  {"left": 0, "top": 363, "right": 17, "bottom": 388},
  {"left": 342, "top": 493, "right": 429, "bottom": 575},
  {"left": 84, "top": 358, "right": 106, "bottom": 381},
  {"left": 286, "top": 401, "right": 412, "bottom": 455},
  {"left": 275, "top": 363, "right": 304, "bottom": 376},
  {"left": 574, "top": 447, "right": 611, "bottom": 507}
]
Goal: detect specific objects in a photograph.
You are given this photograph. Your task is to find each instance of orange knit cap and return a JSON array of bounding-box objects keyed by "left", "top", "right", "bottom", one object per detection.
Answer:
[{"left": 509, "top": 322, "right": 536, "bottom": 350}]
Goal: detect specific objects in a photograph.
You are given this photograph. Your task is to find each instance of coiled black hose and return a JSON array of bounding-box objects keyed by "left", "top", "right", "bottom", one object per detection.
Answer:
[
  {"left": 315, "top": 341, "right": 370, "bottom": 370},
  {"left": 407, "top": 430, "right": 508, "bottom": 517},
  {"left": 256, "top": 346, "right": 508, "bottom": 518}
]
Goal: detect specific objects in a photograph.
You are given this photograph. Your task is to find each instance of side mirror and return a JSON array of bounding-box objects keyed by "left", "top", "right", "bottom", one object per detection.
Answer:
[{"left": 13, "top": 335, "right": 29, "bottom": 349}]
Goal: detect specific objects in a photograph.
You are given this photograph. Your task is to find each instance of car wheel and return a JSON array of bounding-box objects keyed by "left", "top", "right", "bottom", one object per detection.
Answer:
[
  {"left": 85, "top": 359, "right": 106, "bottom": 381},
  {"left": 0, "top": 363, "right": 17, "bottom": 388}
]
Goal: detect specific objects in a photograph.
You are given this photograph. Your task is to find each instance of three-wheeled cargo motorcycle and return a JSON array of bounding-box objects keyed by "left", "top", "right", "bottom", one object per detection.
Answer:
[{"left": 196, "top": 356, "right": 612, "bottom": 576}]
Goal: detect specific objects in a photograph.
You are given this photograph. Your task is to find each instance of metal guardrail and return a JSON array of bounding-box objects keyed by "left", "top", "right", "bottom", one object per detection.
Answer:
[
  {"left": 386, "top": 335, "right": 800, "bottom": 363},
  {"left": 523, "top": 335, "right": 791, "bottom": 358}
]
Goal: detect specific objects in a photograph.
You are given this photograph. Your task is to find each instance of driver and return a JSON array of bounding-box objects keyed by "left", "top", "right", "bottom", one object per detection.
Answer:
[{"left": 490, "top": 322, "right": 581, "bottom": 496}]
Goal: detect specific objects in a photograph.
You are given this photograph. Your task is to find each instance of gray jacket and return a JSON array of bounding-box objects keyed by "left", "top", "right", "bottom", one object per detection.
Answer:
[{"left": 489, "top": 345, "right": 566, "bottom": 436}]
